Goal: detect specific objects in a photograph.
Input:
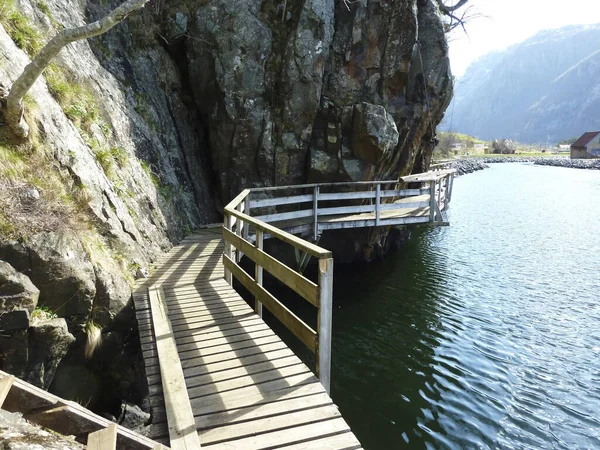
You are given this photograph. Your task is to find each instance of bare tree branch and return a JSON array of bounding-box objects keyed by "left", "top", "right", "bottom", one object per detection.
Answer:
[{"left": 2, "top": 0, "right": 149, "bottom": 138}]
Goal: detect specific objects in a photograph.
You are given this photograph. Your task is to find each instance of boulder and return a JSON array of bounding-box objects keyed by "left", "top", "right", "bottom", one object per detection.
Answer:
[
  {"left": 93, "top": 265, "right": 132, "bottom": 328},
  {"left": 351, "top": 102, "right": 399, "bottom": 164},
  {"left": 26, "top": 318, "right": 76, "bottom": 389},
  {"left": 0, "top": 330, "right": 28, "bottom": 379},
  {"left": 0, "top": 261, "right": 39, "bottom": 314},
  {"left": 27, "top": 232, "right": 96, "bottom": 319},
  {"left": 0, "top": 309, "right": 30, "bottom": 332},
  {"left": 118, "top": 402, "right": 150, "bottom": 430}
]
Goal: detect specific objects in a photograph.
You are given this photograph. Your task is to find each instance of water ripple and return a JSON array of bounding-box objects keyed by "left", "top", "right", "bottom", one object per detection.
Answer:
[{"left": 330, "top": 164, "right": 600, "bottom": 449}]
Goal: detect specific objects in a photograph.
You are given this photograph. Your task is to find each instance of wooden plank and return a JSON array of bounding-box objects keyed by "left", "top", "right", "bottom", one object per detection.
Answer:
[
  {"left": 249, "top": 194, "right": 313, "bottom": 208},
  {"left": 225, "top": 208, "right": 331, "bottom": 258},
  {"left": 223, "top": 228, "right": 319, "bottom": 306},
  {"left": 87, "top": 423, "right": 118, "bottom": 450},
  {"left": 255, "top": 229, "right": 264, "bottom": 318},
  {"left": 1, "top": 370, "right": 162, "bottom": 449},
  {"left": 375, "top": 184, "right": 381, "bottom": 226},
  {"left": 223, "top": 254, "right": 317, "bottom": 352},
  {"left": 188, "top": 372, "right": 319, "bottom": 409},
  {"left": 248, "top": 180, "right": 397, "bottom": 192},
  {"left": 317, "top": 204, "right": 375, "bottom": 217},
  {"left": 204, "top": 417, "right": 351, "bottom": 450},
  {"left": 253, "top": 209, "right": 314, "bottom": 224},
  {"left": 226, "top": 189, "right": 250, "bottom": 211},
  {"left": 148, "top": 287, "right": 201, "bottom": 450},
  {"left": 278, "top": 431, "right": 362, "bottom": 449},
  {"left": 313, "top": 186, "right": 319, "bottom": 239},
  {"left": 199, "top": 404, "right": 342, "bottom": 445},
  {"left": 197, "top": 391, "right": 333, "bottom": 431},
  {"left": 383, "top": 201, "right": 429, "bottom": 210},
  {"left": 152, "top": 382, "right": 328, "bottom": 427},
  {"left": 317, "top": 191, "right": 375, "bottom": 201},
  {"left": 186, "top": 363, "right": 311, "bottom": 399},
  {"left": 0, "top": 374, "right": 14, "bottom": 408}
]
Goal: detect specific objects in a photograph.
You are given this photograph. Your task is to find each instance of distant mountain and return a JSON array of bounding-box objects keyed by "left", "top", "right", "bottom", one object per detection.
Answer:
[{"left": 447, "top": 24, "right": 600, "bottom": 143}]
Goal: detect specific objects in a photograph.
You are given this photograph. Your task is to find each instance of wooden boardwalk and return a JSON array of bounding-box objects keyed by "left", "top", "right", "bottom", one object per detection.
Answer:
[{"left": 133, "top": 227, "right": 362, "bottom": 449}]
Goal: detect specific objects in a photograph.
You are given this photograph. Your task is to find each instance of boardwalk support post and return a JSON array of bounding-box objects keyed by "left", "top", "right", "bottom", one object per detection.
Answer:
[
  {"left": 317, "top": 257, "right": 333, "bottom": 395},
  {"left": 255, "top": 229, "right": 264, "bottom": 318},
  {"left": 313, "top": 186, "right": 319, "bottom": 240},
  {"left": 375, "top": 183, "right": 381, "bottom": 226},
  {"left": 429, "top": 180, "right": 436, "bottom": 223},
  {"left": 224, "top": 213, "right": 233, "bottom": 285}
]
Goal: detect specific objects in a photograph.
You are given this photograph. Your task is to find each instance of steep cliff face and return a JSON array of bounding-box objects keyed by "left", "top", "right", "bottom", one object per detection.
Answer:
[
  {"left": 0, "top": 0, "right": 452, "bottom": 415},
  {"left": 182, "top": 0, "right": 453, "bottom": 259},
  {"left": 0, "top": 0, "right": 218, "bottom": 413}
]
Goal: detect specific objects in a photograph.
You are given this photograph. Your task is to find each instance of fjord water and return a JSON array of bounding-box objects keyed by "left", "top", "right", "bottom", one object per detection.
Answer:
[{"left": 331, "top": 163, "right": 600, "bottom": 449}]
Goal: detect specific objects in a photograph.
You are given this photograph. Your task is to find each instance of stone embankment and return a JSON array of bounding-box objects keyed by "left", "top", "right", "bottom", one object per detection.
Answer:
[
  {"left": 446, "top": 156, "right": 600, "bottom": 175},
  {"left": 533, "top": 158, "right": 600, "bottom": 170},
  {"left": 449, "top": 159, "right": 489, "bottom": 175}
]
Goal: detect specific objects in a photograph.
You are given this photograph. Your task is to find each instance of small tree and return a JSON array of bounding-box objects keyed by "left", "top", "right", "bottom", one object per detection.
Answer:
[
  {"left": 492, "top": 139, "right": 516, "bottom": 154},
  {"left": 0, "top": 0, "right": 149, "bottom": 138}
]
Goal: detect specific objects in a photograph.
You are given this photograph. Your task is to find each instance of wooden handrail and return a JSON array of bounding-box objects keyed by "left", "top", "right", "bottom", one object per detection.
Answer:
[
  {"left": 225, "top": 207, "right": 331, "bottom": 259},
  {"left": 221, "top": 169, "right": 454, "bottom": 395}
]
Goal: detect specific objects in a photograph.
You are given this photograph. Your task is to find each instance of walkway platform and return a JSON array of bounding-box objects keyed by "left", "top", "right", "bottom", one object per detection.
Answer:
[{"left": 133, "top": 227, "right": 362, "bottom": 449}]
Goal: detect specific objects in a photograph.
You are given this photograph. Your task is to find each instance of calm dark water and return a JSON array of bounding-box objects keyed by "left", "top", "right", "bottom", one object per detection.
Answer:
[{"left": 327, "top": 164, "right": 600, "bottom": 449}]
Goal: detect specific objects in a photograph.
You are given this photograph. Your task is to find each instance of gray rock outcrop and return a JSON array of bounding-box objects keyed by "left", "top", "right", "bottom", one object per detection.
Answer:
[
  {"left": 26, "top": 318, "right": 75, "bottom": 389},
  {"left": 0, "top": 261, "right": 39, "bottom": 314},
  {"left": 27, "top": 232, "right": 96, "bottom": 319},
  {"left": 185, "top": 0, "right": 453, "bottom": 259}
]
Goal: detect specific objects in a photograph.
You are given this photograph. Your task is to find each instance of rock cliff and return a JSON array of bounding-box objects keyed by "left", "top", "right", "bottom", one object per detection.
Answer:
[{"left": 0, "top": 0, "right": 453, "bottom": 418}]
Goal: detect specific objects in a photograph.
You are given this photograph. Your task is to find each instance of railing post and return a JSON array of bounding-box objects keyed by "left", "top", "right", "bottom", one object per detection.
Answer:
[
  {"left": 313, "top": 186, "right": 319, "bottom": 241},
  {"left": 224, "top": 213, "right": 233, "bottom": 285},
  {"left": 375, "top": 183, "right": 381, "bottom": 226},
  {"left": 447, "top": 173, "right": 454, "bottom": 202},
  {"left": 236, "top": 202, "right": 244, "bottom": 262},
  {"left": 437, "top": 178, "right": 442, "bottom": 210},
  {"left": 429, "top": 180, "right": 436, "bottom": 223},
  {"left": 317, "top": 257, "right": 333, "bottom": 395},
  {"left": 243, "top": 194, "right": 250, "bottom": 242},
  {"left": 254, "top": 229, "right": 264, "bottom": 319}
]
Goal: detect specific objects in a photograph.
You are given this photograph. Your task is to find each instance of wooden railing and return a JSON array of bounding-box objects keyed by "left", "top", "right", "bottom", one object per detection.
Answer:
[
  {"left": 223, "top": 192, "right": 334, "bottom": 394},
  {"left": 222, "top": 169, "right": 455, "bottom": 394}
]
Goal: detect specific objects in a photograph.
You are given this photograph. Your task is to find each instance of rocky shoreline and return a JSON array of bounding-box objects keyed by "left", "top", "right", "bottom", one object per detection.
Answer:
[{"left": 447, "top": 156, "right": 600, "bottom": 175}]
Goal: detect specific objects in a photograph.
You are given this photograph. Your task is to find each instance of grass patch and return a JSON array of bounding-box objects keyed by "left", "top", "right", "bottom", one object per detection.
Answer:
[
  {"left": 0, "top": 127, "right": 89, "bottom": 240},
  {"left": 45, "top": 64, "right": 102, "bottom": 134},
  {"left": 0, "top": 0, "right": 44, "bottom": 56},
  {"left": 31, "top": 305, "right": 58, "bottom": 322}
]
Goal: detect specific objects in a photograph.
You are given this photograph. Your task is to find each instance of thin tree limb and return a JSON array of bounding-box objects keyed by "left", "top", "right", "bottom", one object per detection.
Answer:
[{"left": 2, "top": 0, "right": 149, "bottom": 138}]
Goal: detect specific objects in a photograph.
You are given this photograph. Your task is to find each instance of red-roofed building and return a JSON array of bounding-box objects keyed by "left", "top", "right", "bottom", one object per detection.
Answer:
[{"left": 570, "top": 131, "right": 600, "bottom": 159}]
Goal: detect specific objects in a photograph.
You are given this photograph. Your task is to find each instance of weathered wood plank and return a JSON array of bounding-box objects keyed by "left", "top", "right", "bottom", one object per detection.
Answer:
[
  {"left": 1, "top": 370, "right": 163, "bottom": 449},
  {"left": 0, "top": 374, "right": 14, "bottom": 408},
  {"left": 87, "top": 423, "right": 117, "bottom": 450},
  {"left": 199, "top": 404, "right": 342, "bottom": 445},
  {"left": 148, "top": 287, "right": 201, "bottom": 450},
  {"left": 225, "top": 208, "right": 331, "bottom": 258},
  {"left": 203, "top": 417, "right": 351, "bottom": 449},
  {"left": 249, "top": 194, "right": 313, "bottom": 209}
]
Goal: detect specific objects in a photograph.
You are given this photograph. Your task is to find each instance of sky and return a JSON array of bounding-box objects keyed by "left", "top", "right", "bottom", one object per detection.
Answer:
[{"left": 448, "top": 0, "right": 600, "bottom": 77}]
